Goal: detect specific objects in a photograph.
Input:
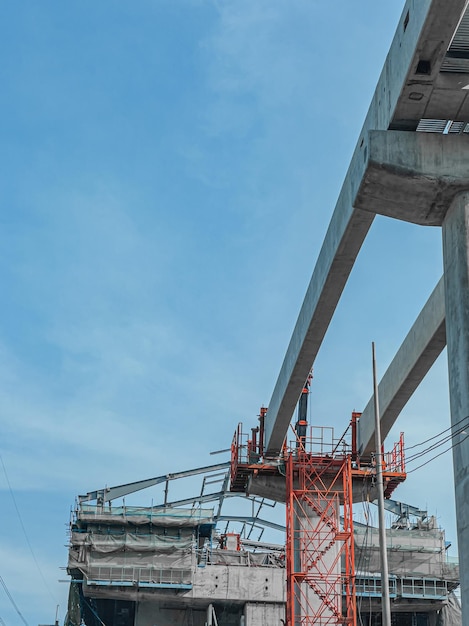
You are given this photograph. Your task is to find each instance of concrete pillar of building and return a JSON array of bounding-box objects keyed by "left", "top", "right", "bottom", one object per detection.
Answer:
[
  {"left": 291, "top": 496, "right": 340, "bottom": 625},
  {"left": 442, "top": 190, "right": 469, "bottom": 623}
]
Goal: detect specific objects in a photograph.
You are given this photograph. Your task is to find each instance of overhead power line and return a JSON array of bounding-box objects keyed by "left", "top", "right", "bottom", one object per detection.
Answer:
[
  {"left": 0, "top": 454, "right": 58, "bottom": 605},
  {"left": 404, "top": 415, "right": 469, "bottom": 452},
  {"left": 406, "top": 433, "right": 469, "bottom": 474},
  {"left": 0, "top": 574, "right": 29, "bottom": 626},
  {"left": 403, "top": 416, "right": 469, "bottom": 474}
]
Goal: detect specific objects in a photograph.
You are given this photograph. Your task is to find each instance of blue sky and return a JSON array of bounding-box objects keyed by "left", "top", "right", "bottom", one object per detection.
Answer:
[{"left": 0, "top": 1, "right": 454, "bottom": 623}]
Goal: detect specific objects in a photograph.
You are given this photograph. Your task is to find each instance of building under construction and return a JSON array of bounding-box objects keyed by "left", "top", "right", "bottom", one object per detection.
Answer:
[{"left": 65, "top": 411, "right": 461, "bottom": 626}]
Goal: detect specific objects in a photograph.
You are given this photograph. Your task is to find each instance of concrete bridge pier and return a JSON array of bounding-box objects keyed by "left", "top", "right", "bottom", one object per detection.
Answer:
[
  {"left": 442, "top": 191, "right": 469, "bottom": 618},
  {"left": 353, "top": 131, "right": 469, "bottom": 618}
]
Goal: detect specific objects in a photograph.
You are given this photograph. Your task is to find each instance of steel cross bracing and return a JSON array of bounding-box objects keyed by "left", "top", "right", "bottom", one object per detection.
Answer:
[
  {"left": 263, "top": 0, "right": 469, "bottom": 456},
  {"left": 76, "top": 461, "right": 285, "bottom": 542},
  {"left": 77, "top": 462, "right": 231, "bottom": 505},
  {"left": 285, "top": 452, "right": 356, "bottom": 626}
]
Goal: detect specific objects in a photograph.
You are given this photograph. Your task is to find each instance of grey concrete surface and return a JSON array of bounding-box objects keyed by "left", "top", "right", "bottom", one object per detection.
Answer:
[
  {"left": 443, "top": 192, "right": 469, "bottom": 622},
  {"left": 247, "top": 470, "right": 379, "bottom": 503},
  {"left": 86, "top": 563, "right": 286, "bottom": 606},
  {"left": 357, "top": 277, "right": 446, "bottom": 456},
  {"left": 264, "top": 0, "right": 469, "bottom": 455},
  {"left": 391, "top": 0, "right": 469, "bottom": 124},
  {"left": 259, "top": 2, "right": 469, "bottom": 622},
  {"left": 355, "top": 131, "right": 469, "bottom": 226},
  {"left": 293, "top": 498, "right": 341, "bottom": 624},
  {"left": 244, "top": 603, "right": 285, "bottom": 626}
]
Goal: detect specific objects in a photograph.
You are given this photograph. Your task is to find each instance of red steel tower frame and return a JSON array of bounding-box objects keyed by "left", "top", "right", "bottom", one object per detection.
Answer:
[
  {"left": 285, "top": 451, "right": 356, "bottom": 626},
  {"left": 230, "top": 409, "right": 406, "bottom": 626}
]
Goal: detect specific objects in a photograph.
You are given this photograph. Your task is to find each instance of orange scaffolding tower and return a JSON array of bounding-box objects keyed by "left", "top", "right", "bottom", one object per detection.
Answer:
[
  {"left": 230, "top": 412, "right": 406, "bottom": 626},
  {"left": 285, "top": 450, "right": 356, "bottom": 626}
]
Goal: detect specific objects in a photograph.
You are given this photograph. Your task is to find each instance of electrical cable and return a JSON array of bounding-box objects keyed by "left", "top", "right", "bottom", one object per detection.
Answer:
[
  {"left": 0, "top": 574, "right": 29, "bottom": 626},
  {"left": 402, "top": 417, "right": 469, "bottom": 467},
  {"left": 404, "top": 423, "right": 469, "bottom": 466},
  {"left": 355, "top": 474, "right": 373, "bottom": 625},
  {"left": 0, "top": 454, "right": 58, "bottom": 606},
  {"left": 404, "top": 415, "right": 469, "bottom": 452},
  {"left": 406, "top": 432, "right": 469, "bottom": 474},
  {"left": 405, "top": 431, "right": 463, "bottom": 464},
  {"left": 407, "top": 420, "right": 468, "bottom": 455},
  {"left": 352, "top": 420, "right": 469, "bottom": 623}
]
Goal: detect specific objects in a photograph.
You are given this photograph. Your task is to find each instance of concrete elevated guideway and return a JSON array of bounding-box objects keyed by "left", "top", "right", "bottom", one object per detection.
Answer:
[
  {"left": 260, "top": 0, "right": 469, "bottom": 618},
  {"left": 264, "top": 0, "right": 469, "bottom": 456}
]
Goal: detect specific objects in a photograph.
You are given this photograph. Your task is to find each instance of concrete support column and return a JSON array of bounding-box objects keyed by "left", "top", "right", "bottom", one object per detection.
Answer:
[
  {"left": 290, "top": 496, "right": 340, "bottom": 625},
  {"left": 442, "top": 191, "right": 469, "bottom": 622}
]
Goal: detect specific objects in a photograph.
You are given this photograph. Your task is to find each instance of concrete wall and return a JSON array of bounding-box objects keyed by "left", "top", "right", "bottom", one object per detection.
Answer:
[
  {"left": 133, "top": 600, "right": 285, "bottom": 626},
  {"left": 244, "top": 602, "right": 285, "bottom": 626},
  {"left": 84, "top": 563, "right": 286, "bottom": 605},
  {"left": 191, "top": 563, "right": 285, "bottom": 603}
]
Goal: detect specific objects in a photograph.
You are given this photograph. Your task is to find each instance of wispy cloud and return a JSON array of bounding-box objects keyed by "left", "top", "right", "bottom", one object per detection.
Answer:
[{"left": 0, "top": 1, "right": 455, "bottom": 622}]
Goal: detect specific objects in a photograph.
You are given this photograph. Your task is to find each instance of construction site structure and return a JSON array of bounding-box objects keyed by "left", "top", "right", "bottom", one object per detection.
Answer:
[
  {"left": 230, "top": 373, "right": 407, "bottom": 626},
  {"left": 57, "top": 2, "right": 469, "bottom": 622},
  {"left": 65, "top": 463, "right": 460, "bottom": 626},
  {"left": 66, "top": 469, "right": 287, "bottom": 626},
  {"left": 65, "top": 412, "right": 459, "bottom": 626},
  {"left": 65, "top": 378, "right": 451, "bottom": 626}
]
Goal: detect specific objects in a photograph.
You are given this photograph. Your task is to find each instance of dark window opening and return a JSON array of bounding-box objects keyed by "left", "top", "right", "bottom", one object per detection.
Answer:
[
  {"left": 416, "top": 59, "right": 431, "bottom": 75},
  {"left": 403, "top": 11, "right": 410, "bottom": 32}
]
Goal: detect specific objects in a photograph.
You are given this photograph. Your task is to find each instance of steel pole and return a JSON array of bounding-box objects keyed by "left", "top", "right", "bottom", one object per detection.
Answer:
[{"left": 372, "top": 342, "right": 392, "bottom": 626}]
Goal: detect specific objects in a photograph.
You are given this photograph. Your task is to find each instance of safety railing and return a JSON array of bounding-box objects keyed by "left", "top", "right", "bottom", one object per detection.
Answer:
[
  {"left": 231, "top": 423, "right": 352, "bottom": 465},
  {"left": 87, "top": 565, "right": 192, "bottom": 588},
  {"left": 354, "top": 575, "right": 397, "bottom": 598},
  {"left": 400, "top": 577, "right": 448, "bottom": 599},
  {"left": 384, "top": 432, "right": 405, "bottom": 473},
  {"left": 231, "top": 423, "right": 263, "bottom": 466},
  {"left": 288, "top": 425, "right": 353, "bottom": 457},
  {"left": 77, "top": 504, "right": 213, "bottom": 525},
  {"left": 231, "top": 422, "right": 406, "bottom": 474},
  {"left": 353, "top": 575, "right": 448, "bottom": 600}
]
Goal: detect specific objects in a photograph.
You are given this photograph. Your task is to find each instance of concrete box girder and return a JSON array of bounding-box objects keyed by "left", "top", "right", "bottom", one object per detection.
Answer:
[
  {"left": 264, "top": 0, "right": 469, "bottom": 454},
  {"left": 392, "top": 0, "right": 469, "bottom": 123},
  {"left": 355, "top": 131, "right": 469, "bottom": 226}
]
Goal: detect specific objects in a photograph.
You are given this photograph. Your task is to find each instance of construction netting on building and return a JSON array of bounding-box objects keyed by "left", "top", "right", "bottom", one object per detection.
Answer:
[
  {"left": 77, "top": 504, "right": 214, "bottom": 526},
  {"left": 68, "top": 505, "right": 215, "bottom": 588},
  {"left": 354, "top": 523, "right": 459, "bottom": 581},
  {"left": 207, "top": 549, "right": 284, "bottom": 567}
]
